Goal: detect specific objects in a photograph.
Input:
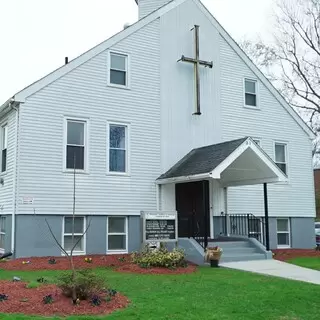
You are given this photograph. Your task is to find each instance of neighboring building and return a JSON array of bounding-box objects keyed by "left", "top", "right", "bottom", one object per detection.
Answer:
[
  {"left": 0, "top": 0, "right": 316, "bottom": 259},
  {"left": 314, "top": 169, "right": 320, "bottom": 218}
]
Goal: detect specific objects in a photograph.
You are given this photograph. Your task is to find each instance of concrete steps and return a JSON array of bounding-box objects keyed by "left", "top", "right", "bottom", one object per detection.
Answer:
[
  {"left": 175, "top": 238, "right": 269, "bottom": 265},
  {"left": 212, "top": 240, "right": 266, "bottom": 263}
]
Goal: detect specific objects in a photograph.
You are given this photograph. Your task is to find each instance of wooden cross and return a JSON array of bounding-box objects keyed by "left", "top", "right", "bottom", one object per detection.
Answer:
[{"left": 179, "top": 25, "right": 213, "bottom": 115}]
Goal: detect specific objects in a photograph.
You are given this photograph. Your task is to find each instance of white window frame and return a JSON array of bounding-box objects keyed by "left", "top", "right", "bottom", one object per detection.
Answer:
[
  {"left": 276, "top": 218, "right": 291, "bottom": 249},
  {"left": 63, "top": 117, "right": 89, "bottom": 173},
  {"left": 1, "top": 124, "right": 8, "bottom": 174},
  {"left": 0, "top": 216, "right": 5, "bottom": 254},
  {"left": 244, "top": 78, "right": 259, "bottom": 109},
  {"left": 107, "top": 51, "right": 130, "bottom": 89},
  {"left": 106, "top": 121, "right": 131, "bottom": 175},
  {"left": 274, "top": 141, "right": 288, "bottom": 176},
  {"left": 107, "top": 216, "right": 128, "bottom": 254},
  {"left": 62, "top": 216, "right": 86, "bottom": 255}
]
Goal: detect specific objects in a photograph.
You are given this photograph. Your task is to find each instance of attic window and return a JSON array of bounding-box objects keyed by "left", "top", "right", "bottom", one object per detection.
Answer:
[
  {"left": 244, "top": 79, "right": 257, "bottom": 107},
  {"left": 109, "top": 53, "right": 128, "bottom": 87}
]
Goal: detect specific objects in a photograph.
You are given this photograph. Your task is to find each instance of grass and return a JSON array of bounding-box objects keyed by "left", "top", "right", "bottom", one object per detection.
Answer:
[
  {"left": 288, "top": 257, "right": 320, "bottom": 271},
  {"left": 0, "top": 267, "right": 319, "bottom": 320}
]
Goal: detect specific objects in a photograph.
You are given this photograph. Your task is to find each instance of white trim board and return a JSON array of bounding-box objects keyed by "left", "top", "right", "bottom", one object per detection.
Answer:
[{"left": 0, "top": 0, "right": 314, "bottom": 140}]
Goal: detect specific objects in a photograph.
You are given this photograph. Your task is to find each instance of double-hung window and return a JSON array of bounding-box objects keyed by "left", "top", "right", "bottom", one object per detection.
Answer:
[
  {"left": 277, "top": 218, "right": 290, "bottom": 248},
  {"left": 63, "top": 217, "right": 85, "bottom": 253},
  {"left": 244, "top": 79, "right": 257, "bottom": 107},
  {"left": 109, "top": 53, "right": 128, "bottom": 87},
  {"left": 108, "top": 123, "right": 129, "bottom": 173},
  {"left": 275, "top": 143, "right": 287, "bottom": 175},
  {"left": 1, "top": 125, "right": 7, "bottom": 173},
  {"left": 65, "top": 119, "right": 87, "bottom": 171},
  {"left": 0, "top": 216, "right": 6, "bottom": 253},
  {"left": 107, "top": 217, "right": 127, "bottom": 252}
]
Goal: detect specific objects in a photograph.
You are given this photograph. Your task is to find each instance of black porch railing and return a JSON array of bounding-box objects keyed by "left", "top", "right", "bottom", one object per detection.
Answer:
[
  {"left": 185, "top": 213, "right": 266, "bottom": 249},
  {"left": 220, "top": 213, "right": 266, "bottom": 247}
]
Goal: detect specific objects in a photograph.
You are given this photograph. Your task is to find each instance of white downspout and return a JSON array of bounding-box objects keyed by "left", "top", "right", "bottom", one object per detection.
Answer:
[{"left": 11, "top": 104, "right": 19, "bottom": 254}]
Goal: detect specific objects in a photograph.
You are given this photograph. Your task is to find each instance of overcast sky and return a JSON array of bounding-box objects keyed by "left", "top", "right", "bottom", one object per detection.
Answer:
[{"left": 0, "top": 0, "right": 274, "bottom": 105}]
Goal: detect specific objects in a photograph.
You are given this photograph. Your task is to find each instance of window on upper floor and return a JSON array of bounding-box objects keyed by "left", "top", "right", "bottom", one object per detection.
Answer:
[
  {"left": 65, "top": 119, "right": 87, "bottom": 171},
  {"left": 0, "top": 216, "right": 5, "bottom": 253},
  {"left": 63, "top": 216, "right": 86, "bottom": 254},
  {"left": 109, "top": 53, "right": 128, "bottom": 87},
  {"left": 1, "top": 125, "right": 7, "bottom": 173},
  {"left": 274, "top": 142, "right": 287, "bottom": 175},
  {"left": 244, "top": 79, "right": 257, "bottom": 107},
  {"left": 107, "top": 122, "right": 130, "bottom": 174}
]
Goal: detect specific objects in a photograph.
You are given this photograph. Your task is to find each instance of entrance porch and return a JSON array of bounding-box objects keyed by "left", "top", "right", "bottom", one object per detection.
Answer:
[{"left": 156, "top": 137, "right": 287, "bottom": 261}]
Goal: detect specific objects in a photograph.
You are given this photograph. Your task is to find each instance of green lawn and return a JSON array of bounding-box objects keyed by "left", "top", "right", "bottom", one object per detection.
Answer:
[
  {"left": 0, "top": 267, "right": 319, "bottom": 320},
  {"left": 288, "top": 257, "right": 320, "bottom": 271}
]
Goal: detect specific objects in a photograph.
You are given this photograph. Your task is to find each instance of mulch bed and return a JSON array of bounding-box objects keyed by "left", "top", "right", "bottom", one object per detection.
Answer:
[
  {"left": 273, "top": 249, "right": 320, "bottom": 261},
  {"left": 0, "top": 254, "right": 131, "bottom": 271},
  {"left": 0, "top": 281, "right": 129, "bottom": 317},
  {"left": 0, "top": 254, "right": 198, "bottom": 274},
  {"left": 116, "top": 263, "right": 197, "bottom": 274}
]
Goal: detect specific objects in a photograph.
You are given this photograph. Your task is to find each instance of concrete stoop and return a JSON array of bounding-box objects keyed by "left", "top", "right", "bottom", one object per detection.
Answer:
[{"left": 175, "top": 237, "right": 272, "bottom": 265}]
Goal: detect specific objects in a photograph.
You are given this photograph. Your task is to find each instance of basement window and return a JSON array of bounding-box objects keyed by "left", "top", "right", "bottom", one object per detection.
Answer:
[{"left": 277, "top": 218, "right": 290, "bottom": 248}]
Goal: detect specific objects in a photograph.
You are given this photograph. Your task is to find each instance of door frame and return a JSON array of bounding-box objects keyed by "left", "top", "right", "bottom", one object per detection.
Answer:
[{"left": 175, "top": 180, "right": 211, "bottom": 239}]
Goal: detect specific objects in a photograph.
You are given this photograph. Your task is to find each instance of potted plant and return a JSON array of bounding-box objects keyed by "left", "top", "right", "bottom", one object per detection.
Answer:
[{"left": 205, "top": 246, "right": 223, "bottom": 267}]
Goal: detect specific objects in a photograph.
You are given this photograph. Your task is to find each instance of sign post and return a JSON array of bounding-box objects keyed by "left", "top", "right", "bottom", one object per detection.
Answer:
[{"left": 141, "top": 211, "right": 178, "bottom": 248}]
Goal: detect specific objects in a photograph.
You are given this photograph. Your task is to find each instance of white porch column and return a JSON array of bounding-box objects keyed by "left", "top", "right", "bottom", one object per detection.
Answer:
[{"left": 224, "top": 187, "right": 230, "bottom": 236}]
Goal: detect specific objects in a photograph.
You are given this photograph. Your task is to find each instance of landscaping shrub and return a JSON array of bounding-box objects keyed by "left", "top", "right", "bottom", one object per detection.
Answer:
[
  {"left": 132, "top": 245, "right": 187, "bottom": 269},
  {"left": 42, "top": 294, "right": 54, "bottom": 304},
  {"left": 57, "top": 269, "right": 105, "bottom": 300},
  {"left": 0, "top": 294, "right": 8, "bottom": 302}
]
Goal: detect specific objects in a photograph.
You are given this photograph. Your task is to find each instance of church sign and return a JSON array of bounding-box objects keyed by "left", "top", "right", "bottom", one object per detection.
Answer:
[{"left": 141, "top": 211, "right": 178, "bottom": 243}]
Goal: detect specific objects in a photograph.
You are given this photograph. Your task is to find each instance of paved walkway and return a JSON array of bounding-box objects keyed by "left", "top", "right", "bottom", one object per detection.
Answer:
[{"left": 220, "top": 259, "right": 320, "bottom": 285}]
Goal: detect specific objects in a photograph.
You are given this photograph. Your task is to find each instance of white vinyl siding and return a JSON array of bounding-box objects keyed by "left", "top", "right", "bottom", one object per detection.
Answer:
[
  {"left": 107, "top": 122, "right": 130, "bottom": 174},
  {"left": 244, "top": 79, "right": 257, "bottom": 107},
  {"left": 1, "top": 125, "right": 7, "bottom": 173},
  {"left": 107, "top": 217, "right": 128, "bottom": 253},
  {"left": 277, "top": 218, "right": 290, "bottom": 248},
  {"left": 274, "top": 143, "right": 287, "bottom": 175},
  {"left": 0, "top": 216, "right": 5, "bottom": 253},
  {"left": 63, "top": 216, "right": 86, "bottom": 254},
  {"left": 64, "top": 118, "right": 87, "bottom": 172},
  {"left": 108, "top": 52, "right": 128, "bottom": 87},
  {"left": 16, "top": 19, "right": 160, "bottom": 216},
  {"left": 220, "top": 31, "right": 315, "bottom": 219}
]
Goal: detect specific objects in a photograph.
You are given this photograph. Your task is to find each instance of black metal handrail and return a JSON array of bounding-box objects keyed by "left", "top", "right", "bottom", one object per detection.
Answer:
[{"left": 221, "top": 213, "right": 266, "bottom": 247}]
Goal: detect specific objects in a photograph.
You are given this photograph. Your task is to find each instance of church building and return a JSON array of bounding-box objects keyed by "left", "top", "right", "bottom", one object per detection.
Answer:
[{"left": 0, "top": 0, "right": 316, "bottom": 262}]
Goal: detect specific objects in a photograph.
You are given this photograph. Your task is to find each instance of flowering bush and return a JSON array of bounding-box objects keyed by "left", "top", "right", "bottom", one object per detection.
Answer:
[{"left": 132, "top": 245, "right": 187, "bottom": 269}]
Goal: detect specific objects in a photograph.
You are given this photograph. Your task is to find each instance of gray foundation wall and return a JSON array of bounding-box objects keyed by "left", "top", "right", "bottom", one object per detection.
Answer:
[
  {"left": 213, "top": 216, "right": 315, "bottom": 250},
  {"left": 15, "top": 215, "right": 141, "bottom": 258}
]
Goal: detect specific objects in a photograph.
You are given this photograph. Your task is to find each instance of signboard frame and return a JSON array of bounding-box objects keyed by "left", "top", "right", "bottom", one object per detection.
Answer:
[{"left": 141, "top": 211, "right": 178, "bottom": 243}]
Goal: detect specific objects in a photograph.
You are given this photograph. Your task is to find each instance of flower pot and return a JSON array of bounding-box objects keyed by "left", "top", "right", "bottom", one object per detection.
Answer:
[{"left": 210, "top": 259, "right": 219, "bottom": 268}]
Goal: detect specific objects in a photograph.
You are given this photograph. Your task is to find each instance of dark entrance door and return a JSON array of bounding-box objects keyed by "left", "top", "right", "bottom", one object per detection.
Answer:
[{"left": 175, "top": 180, "right": 210, "bottom": 239}]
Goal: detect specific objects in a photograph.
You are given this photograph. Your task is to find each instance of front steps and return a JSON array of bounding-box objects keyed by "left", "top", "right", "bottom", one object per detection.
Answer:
[
  {"left": 174, "top": 237, "right": 271, "bottom": 265},
  {"left": 214, "top": 241, "right": 266, "bottom": 263}
]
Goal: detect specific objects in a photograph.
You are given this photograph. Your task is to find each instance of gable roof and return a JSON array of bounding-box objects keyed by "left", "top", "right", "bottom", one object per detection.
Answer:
[
  {"left": 0, "top": 0, "right": 315, "bottom": 139},
  {"left": 158, "top": 137, "right": 247, "bottom": 180}
]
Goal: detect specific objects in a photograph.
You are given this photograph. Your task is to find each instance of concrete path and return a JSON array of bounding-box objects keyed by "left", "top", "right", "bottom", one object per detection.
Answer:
[{"left": 220, "top": 259, "right": 320, "bottom": 285}]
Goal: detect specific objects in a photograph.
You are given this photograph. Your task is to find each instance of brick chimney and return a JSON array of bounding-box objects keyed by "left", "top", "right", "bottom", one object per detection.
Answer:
[{"left": 135, "top": 0, "right": 172, "bottom": 20}]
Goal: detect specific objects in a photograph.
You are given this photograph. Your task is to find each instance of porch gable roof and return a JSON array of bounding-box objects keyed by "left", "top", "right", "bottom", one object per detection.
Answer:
[{"left": 156, "top": 137, "right": 288, "bottom": 186}]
